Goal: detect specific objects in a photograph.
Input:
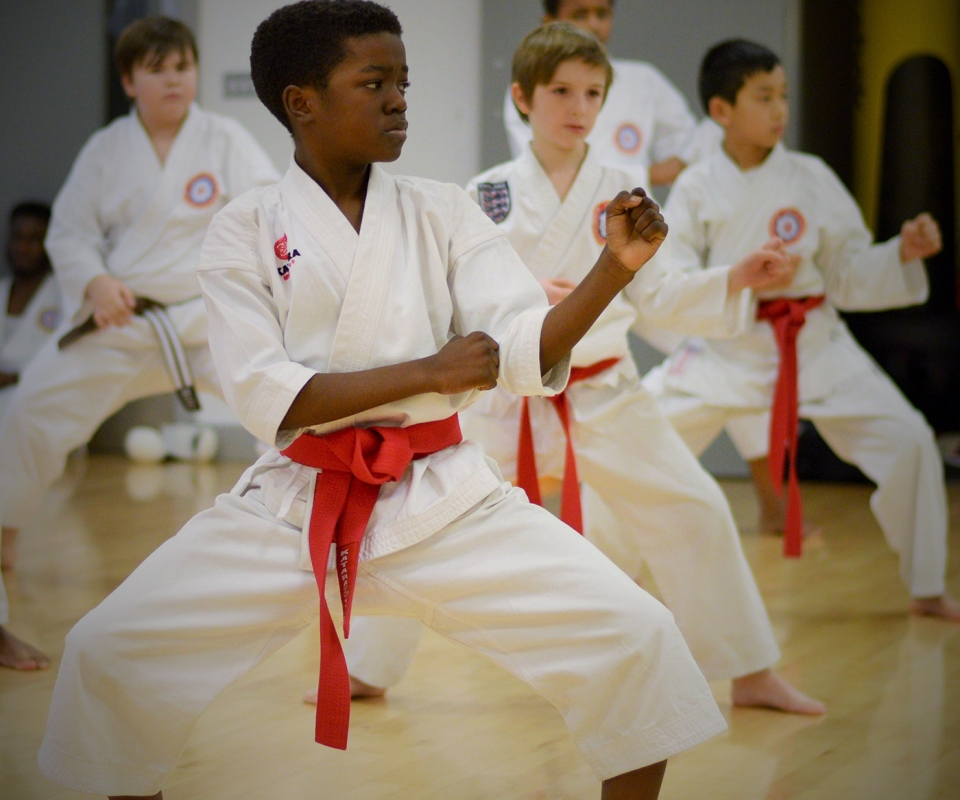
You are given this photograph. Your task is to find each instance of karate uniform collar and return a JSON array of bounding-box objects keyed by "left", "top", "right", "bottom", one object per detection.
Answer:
[
  {"left": 517, "top": 143, "right": 603, "bottom": 206},
  {"left": 716, "top": 140, "right": 787, "bottom": 185},
  {"left": 128, "top": 102, "right": 201, "bottom": 173}
]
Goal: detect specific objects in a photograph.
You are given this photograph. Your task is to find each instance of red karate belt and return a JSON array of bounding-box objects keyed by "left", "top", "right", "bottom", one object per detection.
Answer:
[
  {"left": 516, "top": 358, "right": 621, "bottom": 533},
  {"left": 280, "top": 415, "right": 462, "bottom": 749},
  {"left": 756, "top": 296, "right": 825, "bottom": 558}
]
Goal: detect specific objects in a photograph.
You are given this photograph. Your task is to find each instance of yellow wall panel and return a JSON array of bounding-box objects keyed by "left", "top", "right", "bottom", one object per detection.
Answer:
[{"left": 855, "top": 0, "right": 959, "bottom": 228}]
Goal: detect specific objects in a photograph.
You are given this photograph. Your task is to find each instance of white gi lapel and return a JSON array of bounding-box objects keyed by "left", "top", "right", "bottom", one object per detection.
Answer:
[
  {"left": 709, "top": 145, "right": 789, "bottom": 261},
  {"left": 104, "top": 107, "right": 203, "bottom": 278},
  {"left": 328, "top": 165, "right": 398, "bottom": 373},
  {"left": 527, "top": 148, "right": 604, "bottom": 279}
]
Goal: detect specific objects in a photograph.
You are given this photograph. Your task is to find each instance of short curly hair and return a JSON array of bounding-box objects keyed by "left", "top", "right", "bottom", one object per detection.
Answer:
[{"left": 251, "top": 0, "right": 402, "bottom": 132}]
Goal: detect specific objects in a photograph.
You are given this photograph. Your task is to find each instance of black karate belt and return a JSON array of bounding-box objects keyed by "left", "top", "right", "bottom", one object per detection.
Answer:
[{"left": 57, "top": 296, "right": 201, "bottom": 412}]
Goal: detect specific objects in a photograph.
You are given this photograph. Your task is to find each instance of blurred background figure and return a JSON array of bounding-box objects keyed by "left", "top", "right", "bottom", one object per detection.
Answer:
[{"left": 0, "top": 202, "right": 60, "bottom": 423}]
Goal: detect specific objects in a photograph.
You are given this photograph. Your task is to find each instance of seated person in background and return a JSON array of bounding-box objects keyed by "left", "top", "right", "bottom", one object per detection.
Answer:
[
  {"left": 504, "top": 0, "right": 700, "bottom": 188},
  {"left": 644, "top": 39, "right": 958, "bottom": 620},
  {"left": 0, "top": 16, "right": 278, "bottom": 571},
  {"left": 0, "top": 202, "right": 60, "bottom": 420}
]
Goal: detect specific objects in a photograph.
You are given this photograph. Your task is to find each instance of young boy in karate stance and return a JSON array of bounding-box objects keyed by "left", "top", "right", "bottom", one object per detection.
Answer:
[
  {"left": 38, "top": 3, "right": 728, "bottom": 798},
  {"left": 504, "top": 0, "right": 702, "bottom": 188},
  {"left": 0, "top": 16, "right": 278, "bottom": 570},
  {"left": 644, "top": 40, "right": 959, "bottom": 620},
  {"left": 338, "top": 22, "right": 824, "bottom": 716}
]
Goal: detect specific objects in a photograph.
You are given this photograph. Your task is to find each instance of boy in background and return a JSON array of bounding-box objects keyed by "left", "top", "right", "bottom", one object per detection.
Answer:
[
  {"left": 339, "top": 22, "right": 824, "bottom": 716},
  {"left": 0, "top": 203, "right": 60, "bottom": 427},
  {"left": 504, "top": 0, "right": 702, "bottom": 188},
  {"left": 645, "top": 39, "right": 958, "bottom": 619},
  {"left": 38, "top": 4, "right": 727, "bottom": 798},
  {"left": 0, "top": 16, "right": 278, "bottom": 570}
]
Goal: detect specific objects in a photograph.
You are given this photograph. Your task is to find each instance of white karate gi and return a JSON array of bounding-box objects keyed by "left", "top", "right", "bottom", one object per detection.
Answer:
[
  {"left": 345, "top": 146, "right": 779, "bottom": 688},
  {"left": 644, "top": 143, "right": 947, "bottom": 597},
  {"left": 0, "top": 274, "right": 61, "bottom": 423},
  {"left": 0, "top": 105, "right": 278, "bottom": 528},
  {"left": 38, "top": 161, "right": 726, "bottom": 796},
  {"left": 505, "top": 58, "right": 697, "bottom": 188}
]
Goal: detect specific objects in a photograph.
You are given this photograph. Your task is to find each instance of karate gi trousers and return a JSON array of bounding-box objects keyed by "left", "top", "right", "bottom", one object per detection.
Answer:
[
  {"left": 345, "top": 363, "right": 782, "bottom": 690},
  {"left": 645, "top": 364, "right": 949, "bottom": 597},
  {"left": 0, "top": 306, "right": 221, "bottom": 529},
  {"left": 38, "top": 479, "right": 725, "bottom": 796}
]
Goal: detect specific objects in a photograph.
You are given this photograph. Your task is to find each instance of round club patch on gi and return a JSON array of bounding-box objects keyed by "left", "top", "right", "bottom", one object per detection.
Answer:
[
  {"left": 38, "top": 307, "right": 61, "bottom": 332},
  {"left": 769, "top": 207, "right": 806, "bottom": 244},
  {"left": 274, "top": 234, "right": 289, "bottom": 260},
  {"left": 614, "top": 123, "right": 643, "bottom": 155},
  {"left": 184, "top": 173, "right": 219, "bottom": 208},
  {"left": 477, "top": 181, "right": 511, "bottom": 224},
  {"left": 593, "top": 201, "right": 609, "bottom": 244}
]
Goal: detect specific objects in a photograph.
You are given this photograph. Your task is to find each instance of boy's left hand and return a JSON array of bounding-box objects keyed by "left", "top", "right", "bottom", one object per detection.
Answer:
[
  {"left": 604, "top": 189, "right": 668, "bottom": 273},
  {"left": 900, "top": 213, "right": 942, "bottom": 262}
]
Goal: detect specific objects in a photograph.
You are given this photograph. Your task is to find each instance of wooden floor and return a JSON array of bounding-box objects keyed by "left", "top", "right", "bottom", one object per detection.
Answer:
[{"left": 3, "top": 455, "right": 959, "bottom": 800}]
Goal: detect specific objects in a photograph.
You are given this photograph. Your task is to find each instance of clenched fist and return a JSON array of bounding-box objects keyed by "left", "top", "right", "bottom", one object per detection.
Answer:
[
  {"left": 603, "top": 188, "right": 668, "bottom": 274},
  {"left": 728, "top": 237, "right": 801, "bottom": 295},
  {"left": 428, "top": 331, "right": 500, "bottom": 394},
  {"left": 900, "top": 213, "right": 941, "bottom": 262}
]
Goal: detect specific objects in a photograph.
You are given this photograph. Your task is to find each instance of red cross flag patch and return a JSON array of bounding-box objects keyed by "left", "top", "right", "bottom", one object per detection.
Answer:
[
  {"left": 477, "top": 181, "right": 511, "bottom": 223},
  {"left": 185, "top": 173, "right": 219, "bottom": 208},
  {"left": 614, "top": 123, "right": 643, "bottom": 155},
  {"left": 769, "top": 208, "right": 806, "bottom": 244},
  {"left": 593, "top": 201, "right": 609, "bottom": 245}
]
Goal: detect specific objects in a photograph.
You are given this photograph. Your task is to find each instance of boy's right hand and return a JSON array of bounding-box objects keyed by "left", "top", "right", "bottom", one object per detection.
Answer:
[
  {"left": 85, "top": 275, "right": 136, "bottom": 328},
  {"left": 727, "top": 238, "right": 800, "bottom": 295},
  {"left": 427, "top": 332, "right": 500, "bottom": 394}
]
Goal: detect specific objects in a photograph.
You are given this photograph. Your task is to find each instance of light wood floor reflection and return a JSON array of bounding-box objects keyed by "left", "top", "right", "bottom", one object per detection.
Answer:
[{"left": 3, "top": 455, "right": 959, "bottom": 799}]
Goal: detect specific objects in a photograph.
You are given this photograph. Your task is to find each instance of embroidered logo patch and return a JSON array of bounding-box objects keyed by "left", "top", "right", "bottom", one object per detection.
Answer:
[
  {"left": 185, "top": 173, "right": 219, "bottom": 208},
  {"left": 593, "top": 201, "right": 610, "bottom": 244},
  {"left": 614, "top": 123, "right": 642, "bottom": 155},
  {"left": 38, "top": 307, "right": 61, "bottom": 332},
  {"left": 769, "top": 208, "right": 806, "bottom": 244},
  {"left": 273, "top": 233, "right": 300, "bottom": 281},
  {"left": 477, "top": 181, "right": 511, "bottom": 223}
]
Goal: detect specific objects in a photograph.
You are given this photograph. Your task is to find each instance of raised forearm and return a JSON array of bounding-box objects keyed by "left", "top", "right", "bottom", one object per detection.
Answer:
[
  {"left": 279, "top": 331, "right": 501, "bottom": 431},
  {"left": 539, "top": 248, "right": 634, "bottom": 373},
  {"left": 279, "top": 360, "right": 434, "bottom": 431}
]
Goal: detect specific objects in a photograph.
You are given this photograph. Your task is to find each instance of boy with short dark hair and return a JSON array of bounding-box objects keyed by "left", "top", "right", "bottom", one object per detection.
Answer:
[
  {"left": 0, "top": 16, "right": 278, "bottom": 569},
  {"left": 505, "top": 0, "right": 702, "bottom": 188},
  {"left": 645, "top": 39, "right": 958, "bottom": 618},
  {"left": 38, "top": 3, "right": 726, "bottom": 798},
  {"left": 1, "top": 203, "right": 59, "bottom": 422},
  {"left": 341, "top": 21, "right": 824, "bottom": 718}
]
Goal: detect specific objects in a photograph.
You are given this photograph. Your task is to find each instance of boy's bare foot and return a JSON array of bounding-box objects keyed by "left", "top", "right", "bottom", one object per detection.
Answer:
[
  {"left": 909, "top": 593, "right": 960, "bottom": 622},
  {"left": 303, "top": 675, "right": 387, "bottom": 704},
  {"left": 108, "top": 793, "right": 162, "bottom": 799},
  {"left": 732, "top": 669, "right": 826, "bottom": 715},
  {"left": 1, "top": 527, "right": 18, "bottom": 570},
  {"left": 0, "top": 626, "right": 50, "bottom": 670}
]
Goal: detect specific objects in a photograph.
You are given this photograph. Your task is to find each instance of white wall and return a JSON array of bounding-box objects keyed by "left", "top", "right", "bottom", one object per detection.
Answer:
[{"left": 196, "top": 0, "right": 482, "bottom": 185}]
